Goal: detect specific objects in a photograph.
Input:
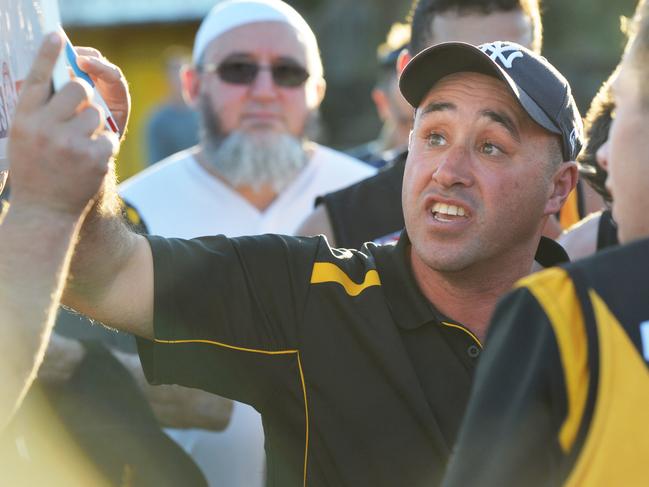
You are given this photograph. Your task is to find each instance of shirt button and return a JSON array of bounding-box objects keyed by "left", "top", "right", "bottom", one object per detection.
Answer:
[{"left": 467, "top": 345, "right": 480, "bottom": 359}]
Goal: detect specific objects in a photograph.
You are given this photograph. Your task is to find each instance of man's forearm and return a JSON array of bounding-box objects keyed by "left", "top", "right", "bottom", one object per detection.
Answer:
[
  {"left": 112, "top": 349, "right": 233, "bottom": 430},
  {"left": 39, "top": 333, "right": 233, "bottom": 430},
  {"left": 0, "top": 203, "right": 86, "bottom": 429},
  {"left": 63, "top": 168, "right": 140, "bottom": 320}
]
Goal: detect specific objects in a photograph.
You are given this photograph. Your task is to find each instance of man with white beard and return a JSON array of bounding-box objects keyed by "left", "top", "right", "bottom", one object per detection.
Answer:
[{"left": 118, "top": 1, "right": 375, "bottom": 485}]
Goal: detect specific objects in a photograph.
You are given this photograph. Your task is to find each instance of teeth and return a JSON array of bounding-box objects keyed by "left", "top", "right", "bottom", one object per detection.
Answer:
[{"left": 432, "top": 202, "right": 467, "bottom": 217}]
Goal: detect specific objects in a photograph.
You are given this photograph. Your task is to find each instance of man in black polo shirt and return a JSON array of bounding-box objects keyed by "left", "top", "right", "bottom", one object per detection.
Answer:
[
  {"left": 297, "top": 0, "right": 545, "bottom": 248},
  {"left": 45, "top": 39, "right": 580, "bottom": 485}
]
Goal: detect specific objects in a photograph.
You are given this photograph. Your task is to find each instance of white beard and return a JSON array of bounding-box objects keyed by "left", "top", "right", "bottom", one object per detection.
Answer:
[
  {"left": 198, "top": 92, "right": 312, "bottom": 192},
  {"left": 203, "top": 130, "right": 308, "bottom": 192}
]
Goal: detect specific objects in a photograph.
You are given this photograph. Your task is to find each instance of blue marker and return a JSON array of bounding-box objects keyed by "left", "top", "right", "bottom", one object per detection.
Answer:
[{"left": 60, "top": 28, "right": 120, "bottom": 135}]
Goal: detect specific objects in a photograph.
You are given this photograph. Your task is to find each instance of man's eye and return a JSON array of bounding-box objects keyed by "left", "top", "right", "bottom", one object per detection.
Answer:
[
  {"left": 481, "top": 142, "right": 503, "bottom": 156},
  {"left": 427, "top": 133, "right": 446, "bottom": 146}
]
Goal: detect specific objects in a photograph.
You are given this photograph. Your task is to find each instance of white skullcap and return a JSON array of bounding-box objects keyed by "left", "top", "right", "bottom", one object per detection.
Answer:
[{"left": 193, "top": 0, "right": 319, "bottom": 65}]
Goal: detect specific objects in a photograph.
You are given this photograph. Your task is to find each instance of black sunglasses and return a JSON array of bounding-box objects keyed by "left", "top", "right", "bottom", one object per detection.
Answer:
[{"left": 201, "top": 60, "right": 310, "bottom": 87}]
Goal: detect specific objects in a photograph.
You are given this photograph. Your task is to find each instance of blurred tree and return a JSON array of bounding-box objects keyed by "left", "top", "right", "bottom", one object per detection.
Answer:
[{"left": 543, "top": 0, "right": 637, "bottom": 113}]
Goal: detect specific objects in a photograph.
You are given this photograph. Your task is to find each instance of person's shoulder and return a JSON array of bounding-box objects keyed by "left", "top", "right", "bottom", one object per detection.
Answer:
[
  {"left": 308, "top": 233, "right": 382, "bottom": 274},
  {"left": 322, "top": 150, "right": 406, "bottom": 200},
  {"left": 515, "top": 266, "right": 576, "bottom": 314},
  {"left": 566, "top": 235, "right": 649, "bottom": 281},
  {"left": 311, "top": 143, "right": 376, "bottom": 175},
  {"left": 557, "top": 211, "right": 602, "bottom": 261},
  {"left": 119, "top": 148, "right": 198, "bottom": 198}
]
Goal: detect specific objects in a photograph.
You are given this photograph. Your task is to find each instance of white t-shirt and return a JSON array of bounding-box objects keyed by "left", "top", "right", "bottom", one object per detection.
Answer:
[
  {"left": 119, "top": 144, "right": 375, "bottom": 487},
  {"left": 120, "top": 144, "right": 375, "bottom": 238}
]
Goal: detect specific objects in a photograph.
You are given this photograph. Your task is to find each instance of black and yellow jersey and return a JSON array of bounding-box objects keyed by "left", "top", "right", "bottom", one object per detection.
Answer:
[
  {"left": 442, "top": 237, "right": 649, "bottom": 487},
  {"left": 137, "top": 231, "right": 565, "bottom": 487}
]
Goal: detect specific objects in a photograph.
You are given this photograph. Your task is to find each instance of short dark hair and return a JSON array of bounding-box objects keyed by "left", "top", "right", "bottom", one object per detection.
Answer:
[
  {"left": 407, "top": 0, "right": 542, "bottom": 55},
  {"left": 577, "top": 72, "right": 616, "bottom": 203}
]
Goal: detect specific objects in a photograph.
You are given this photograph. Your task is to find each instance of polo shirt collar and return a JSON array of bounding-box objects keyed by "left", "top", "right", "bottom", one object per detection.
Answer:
[
  {"left": 374, "top": 231, "right": 443, "bottom": 331},
  {"left": 374, "top": 232, "right": 570, "bottom": 331}
]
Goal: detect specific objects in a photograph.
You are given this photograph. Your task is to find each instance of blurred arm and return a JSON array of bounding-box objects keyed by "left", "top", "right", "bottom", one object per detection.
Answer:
[{"left": 39, "top": 332, "right": 233, "bottom": 430}]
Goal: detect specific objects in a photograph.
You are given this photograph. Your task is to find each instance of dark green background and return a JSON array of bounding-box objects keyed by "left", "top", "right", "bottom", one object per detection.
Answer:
[{"left": 287, "top": 0, "right": 638, "bottom": 149}]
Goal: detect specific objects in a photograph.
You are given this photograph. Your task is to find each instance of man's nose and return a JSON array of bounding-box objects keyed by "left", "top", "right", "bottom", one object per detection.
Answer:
[
  {"left": 432, "top": 145, "right": 474, "bottom": 188},
  {"left": 250, "top": 67, "right": 278, "bottom": 100}
]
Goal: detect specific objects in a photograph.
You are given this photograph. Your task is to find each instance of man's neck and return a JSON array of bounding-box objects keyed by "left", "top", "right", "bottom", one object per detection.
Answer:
[
  {"left": 195, "top": 150, "right": 278, "bottom": 211},
  {"left": 410, "top": 247, "right": 537, "bottom": 342}
]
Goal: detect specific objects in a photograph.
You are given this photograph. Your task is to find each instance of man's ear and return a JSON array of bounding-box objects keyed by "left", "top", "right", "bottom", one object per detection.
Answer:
[
  {"left": 544, "top": 161, "right": 579, "bottom": 216},
  {"left": 181, "top": 65, "right": 201, "bottom": 107},
  {"left": 371, "top": 87, "right": 390, "bottom": 122},
  {"left": 315, "top": 77, "right": 327, "bottom": 106},
  {"left": 396, "top": 49, "right": 412, "bottom": 75}
]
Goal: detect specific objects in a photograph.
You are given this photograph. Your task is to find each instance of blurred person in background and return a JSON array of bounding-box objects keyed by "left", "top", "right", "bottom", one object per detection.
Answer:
[
  {"left": 297, "top": 0, "right": 549, "bottom": 248},
  {"left": 346, "top": 22, "right": 412, "bottom": 169},
  {"left": 144, "top": 46, "right": 199, "bottom": 166},
  {"left": 559, "top": 71, "right": 618, "bottom": 260},
  {"left": 441, "top": 2, "right": 649, "bottom": 484},
  {"left": 118, "top": 1, "right": 375, "bottom": 485}
]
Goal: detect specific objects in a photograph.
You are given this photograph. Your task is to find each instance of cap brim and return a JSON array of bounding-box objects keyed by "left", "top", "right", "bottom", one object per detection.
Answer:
[{"left": 399, "top": 42, "right": 561, "bottom": 136}]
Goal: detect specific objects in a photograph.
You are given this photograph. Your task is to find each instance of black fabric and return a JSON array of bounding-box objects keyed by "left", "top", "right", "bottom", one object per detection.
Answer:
[
  {"left": 2, "top": 342, "right": 206, "bottom": 486},
  {"left": 441, "top": 288, "right": 566, "bottom": 487},
  {"left": 596, "top": 209, "right": 618, "bottom": 251},
  {"left": 319, "top": 151, "right": 406, "bottom": 249},
  {"left": 534, "top": 236, "right": 569, "bottom": 268},
  {"left": 137, "top": 232, "right": 490, "bottom": 487}
]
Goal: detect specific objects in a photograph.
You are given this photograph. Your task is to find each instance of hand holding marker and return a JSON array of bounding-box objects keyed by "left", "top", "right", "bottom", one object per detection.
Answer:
[{"left": 59, "top": 28, "right": 120, "bottom": 136}]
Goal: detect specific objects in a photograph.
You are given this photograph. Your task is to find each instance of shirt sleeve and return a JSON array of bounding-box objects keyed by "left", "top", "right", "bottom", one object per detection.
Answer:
[
  {"left": 137, "top": 233, "right": 320, "bottom": 408},
  {"left": 441, "top": 287, "right": 567, "bottom": 487}
]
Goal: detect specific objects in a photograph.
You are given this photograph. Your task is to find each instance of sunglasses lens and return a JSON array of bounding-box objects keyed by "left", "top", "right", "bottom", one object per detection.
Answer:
[
  {"left": 215, "top": 61, "right": 309, "bottom": 87},
  {"left": 217, "top": 62, "right": 259, "bottom": 84},
  {"left": 271, "top": 64, "right": 309, "bottom": 87}
]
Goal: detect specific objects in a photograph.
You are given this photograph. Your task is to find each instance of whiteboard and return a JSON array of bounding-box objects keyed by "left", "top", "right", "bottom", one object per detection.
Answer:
[{"left": 0, "top": 0, "right": 62, "bottom": 162}]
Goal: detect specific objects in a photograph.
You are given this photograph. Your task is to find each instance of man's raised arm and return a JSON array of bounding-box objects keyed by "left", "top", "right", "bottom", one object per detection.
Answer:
[
  {"left": 0, "top": 33, "right": 118, "bottom": 429},
  {"left": 57, "top": 47, "right": 155, "bottom": 340}
]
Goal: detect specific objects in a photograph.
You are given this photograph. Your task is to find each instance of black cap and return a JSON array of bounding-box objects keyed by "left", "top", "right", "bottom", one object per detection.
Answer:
[{"left": 399, "top": 41, "right": 583, "bottom": 161}]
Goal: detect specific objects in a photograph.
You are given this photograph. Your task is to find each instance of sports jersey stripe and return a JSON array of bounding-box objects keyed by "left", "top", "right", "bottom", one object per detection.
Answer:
[
  {"left": 565, "top": 291, "right": 649, "bottom": 485},
  {"left": 297, "top": 352, "right": 309, "bottom": 487},
  {"left": 310, "top": 262, "right": 381, "bottom": 296},
  {"left": 154, "top": 338, "right": 298, "bottom": 355},
  {"left": 520, "top": 268, "right": 589, "bottom": 453},
  {"left": 154, "top": 338, "right": 310, "bottom": 485},
  {"left": 440, "top": 322, "right": 483, "bottom": 348}
]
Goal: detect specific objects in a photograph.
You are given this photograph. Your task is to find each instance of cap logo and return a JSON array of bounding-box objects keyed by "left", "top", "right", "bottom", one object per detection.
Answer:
[
  {"left": 569, "top": 128, "right": 579, "bottom": 158},
  {"left": 479, "top": 42, "right": 524, "bottom": 69}
]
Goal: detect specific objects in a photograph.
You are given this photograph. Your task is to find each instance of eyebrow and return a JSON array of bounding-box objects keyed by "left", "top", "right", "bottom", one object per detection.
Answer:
[
  {"left": 419, "top": 101, "right": 456, "bottom": 117},
  {"left": 480, "top": 109, "right": 520, "bottom": 142}
]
